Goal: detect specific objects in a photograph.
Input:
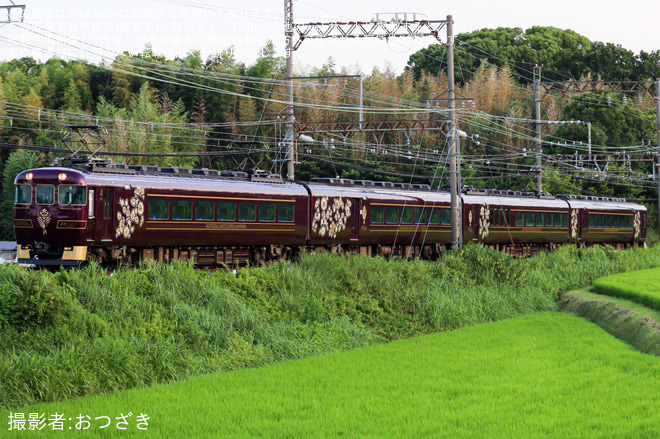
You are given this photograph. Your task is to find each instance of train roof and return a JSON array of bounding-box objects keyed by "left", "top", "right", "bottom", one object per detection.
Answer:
[
  {"left": 18, "top": 165, "right": 309, "bottom": 197},
  {"left": 461, "top": 193, "right": 569, "bottom": 209},
  {"left": 17, "top": 163, "right": 647, "bottom": 212},
  {"left": 559, "top": 198, "right": 646, "bottom": 212},
  {"left": 306, "top": 178, "right": 451, "bottom": 203}
]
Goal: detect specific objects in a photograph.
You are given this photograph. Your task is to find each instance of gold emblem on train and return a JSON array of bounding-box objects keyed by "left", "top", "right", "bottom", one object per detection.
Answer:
[{"left": 36, "top": 208, "right": 51, "bottom": 235}]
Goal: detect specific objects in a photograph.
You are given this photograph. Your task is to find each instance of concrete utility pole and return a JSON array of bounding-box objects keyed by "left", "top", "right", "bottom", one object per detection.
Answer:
[
  {"left": 284, "top": 0, "right": 295, "bottom": 181},
  {"left": 534, "top": 65, "right": 543, "bottom": 194},
  {"left": 656, "top": 78, "right": 660, "bottom": 231},
  {"left": 446, "top": 15, "right": 460, "bottom": 248}
]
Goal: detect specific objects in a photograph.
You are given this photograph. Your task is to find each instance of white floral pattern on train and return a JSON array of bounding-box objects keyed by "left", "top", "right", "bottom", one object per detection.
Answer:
[
  {"left": 311, "top": 196, "right": 352, "bottom": 239},
  {"left": 478, "top": 204, "right": 490, "bottom": 239},
  {"left": 115, "top": 187, "right": 145, "bottom": 239},
  {"left": 570, "top": 209, "right": 579, "bottom": 239}
]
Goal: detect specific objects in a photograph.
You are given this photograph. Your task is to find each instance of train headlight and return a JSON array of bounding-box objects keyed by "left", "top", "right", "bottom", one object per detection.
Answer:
[
  {"left": 26, "top": 172, "right": 33, "bottom": 180},
  {"left": 58, "top": 173, "right": 67, "bottom": 181}
]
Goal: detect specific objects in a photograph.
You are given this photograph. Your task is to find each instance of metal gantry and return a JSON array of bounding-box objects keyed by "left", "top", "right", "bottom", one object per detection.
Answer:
[
  {"left": 0, "top": 1, "right": 24, "bottom": 23},
  {"left": 284, "top": 2, "right": 462, "bottom": 247},
  {"left": 289, "top": 13, "right": 448, "bottom": 51}
]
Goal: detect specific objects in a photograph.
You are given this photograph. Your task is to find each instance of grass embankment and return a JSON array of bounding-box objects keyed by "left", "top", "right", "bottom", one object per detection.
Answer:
[
  {"left": 592, "top": 266, "right": 660, "bottom": 310},
  {"left": 7, "top": 313, "right": 660, "bottom": 438},
  {"left": 1, "top": 244, "right": 659, "bottom": 411},
  {"left": 562, "top": 288, "right": 660, "bottom": 356},
  {"left": 562, "top": 266, "right": 660, "bottom": 355}
]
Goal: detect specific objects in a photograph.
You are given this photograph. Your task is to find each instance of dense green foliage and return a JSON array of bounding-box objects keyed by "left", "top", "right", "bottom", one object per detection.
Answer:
[
  {"left": 8, "top": 312, "right": 660, "bottom": 438},
  {"left": 592, "top": 266, "right": 660, "bottom": 310},
  {"left": 409, "top": 26, "right": 660, "bottom": 84},
  {"left": 1, "top": 245, "right": 659, "bottom": 411}
]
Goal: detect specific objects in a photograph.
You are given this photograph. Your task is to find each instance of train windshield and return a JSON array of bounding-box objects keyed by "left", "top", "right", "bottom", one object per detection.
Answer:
[
  {"left": 36, "top": 185, "right": 55, "bottom": 204},
  {"left": 14, "top": 184, "right": 31, "bottom": 204},
  {"left": 59, "top": 185, "right": 87, "bottom": 205}
]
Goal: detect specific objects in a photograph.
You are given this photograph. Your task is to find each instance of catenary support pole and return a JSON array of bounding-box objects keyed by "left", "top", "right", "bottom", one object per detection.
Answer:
[
  {"left": 446, "top": 15, "right": 460, "bottom": 249},
  {"left": 535, "top": 65, "right": 542, "bottom": 194},
  {"left": 656, "top": 78, "right": 660, "bottom": 234},
  {"left": 285, "top": 0, "right": 295, "bottom": 181}
]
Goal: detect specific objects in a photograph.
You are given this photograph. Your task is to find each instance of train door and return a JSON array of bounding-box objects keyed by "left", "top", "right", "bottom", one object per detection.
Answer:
[
  {"left": 95, "top": 188, "right": 114, "bottom": 242},
  {"left": 350, "top": 198, "right": 360, "bottom": 241}
]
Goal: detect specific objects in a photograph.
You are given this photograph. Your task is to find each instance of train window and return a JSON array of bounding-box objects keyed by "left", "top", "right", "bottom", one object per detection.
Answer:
[
  {"left": 489, "top": 208, "right": 497, "bottom": 225},
  {"left": 370, "top": 206, "right": 384, "bottom": 224},
  {"left": 14, "top": 184, "right": 31, "bottom": 204},
  {"left": 515, "top": 212, "right": 524, "bottom": 226},
  {"left": 611, "top": 216, "right": 619, "bottom": 228},
  {"left": 588, "top": 214, "right": 596, "bottom": 227},
  {"left": 544, "top": 213, "right": 552, "bottom": 227},
  {"left": 535, "top": 212, "right": 543, "bottom": 226},
  {"left": 525, "top": 213, "right": 535, "bottom": 227},
  {"left": 553, "top": 213, "right": 562, "bottom": 228},
  {"left": 59, "top": 185, "right": 86, "bottom": 205},
  {"left": 414, "top": 208, "right": 427, "bottom": 224},
  {"left": 217, "top": 201, "right": 236, "bottom": 221},
  {"left": 259, "top": 202, "right": 276, "bottom": 222},
  {"left": 441, "top": 208, "right": 451, "bottom": 225},
  {"left": 195, "top": 200, "right": 214, "bottom": 221},
  {"left": 386, "top": 207, "right": 399, "bottom": 224},
  {"left": 626, "top": 216, "right": 633, "bottom": 228},
  {"left": 428, "top": 208, "right": 440, "bottom": 225},
  {"left": 36, "top": 185, "right": 55, "bottom": 205},
  {"left": 148, "top": 198, "right": 169, "bottom": 220},
  {"left": 603, "top": 215, "right": 612, "bottom": 228},
  {"left": 562, "top": 214, "right": 568, "bottom": 227},
  {"left": 238, "top": 201, "right": 256, "bottom": 221},
  {"left": 401, "top": 207, "right": 413, "bottom": 224},
  {"left": 172, "top": 199, "right": 192, "bottom": 220},
  {"left": 596, "top": 215, "right": 604, "bottom": 227},
  {"left": 103, "top": 189, "right": 113, "bottom": 219},
  {"left": 279, "top": 203, "right": 295, "bottom": 222}
]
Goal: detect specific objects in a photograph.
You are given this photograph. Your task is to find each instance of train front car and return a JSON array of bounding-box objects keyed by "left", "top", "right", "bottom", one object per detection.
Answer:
[{"left": 14, "top": 167, "right": 91, "bottom": 266}]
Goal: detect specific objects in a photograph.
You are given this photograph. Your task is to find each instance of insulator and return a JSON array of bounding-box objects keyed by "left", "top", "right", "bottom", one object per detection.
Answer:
[{"left": 623, "top": 95, "right": 627, "bottom": 105}]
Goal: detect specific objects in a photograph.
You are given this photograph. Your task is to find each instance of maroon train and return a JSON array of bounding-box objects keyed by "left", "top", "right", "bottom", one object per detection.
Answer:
[{"left": 13, "top": 161, "right": 647, "bottom": 267}]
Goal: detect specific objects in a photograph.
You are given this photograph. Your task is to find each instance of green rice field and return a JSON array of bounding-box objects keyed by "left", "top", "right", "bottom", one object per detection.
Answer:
[
  {"left": 593, "top": 266, "right": 660, "bottom": 311},
  {"left": 5, "top": 312, "right": 660, "bottom": 438}
]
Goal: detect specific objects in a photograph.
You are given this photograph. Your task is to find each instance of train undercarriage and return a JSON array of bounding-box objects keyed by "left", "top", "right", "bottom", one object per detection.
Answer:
[{"left": 67, "top": 240, "right": 644, "bottom": 268}]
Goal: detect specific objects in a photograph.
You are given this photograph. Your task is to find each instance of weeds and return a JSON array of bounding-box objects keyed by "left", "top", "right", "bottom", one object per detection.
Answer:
[{"left": 0, "top": 244, "right": 659, "bottom": 410}]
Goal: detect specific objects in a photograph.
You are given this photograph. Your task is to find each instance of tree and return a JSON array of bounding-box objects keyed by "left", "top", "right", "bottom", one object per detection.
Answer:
[
  {"left": 0, "top": 149, "right": 39, "bottom": 239},
  {"left": 62, "top": 79, "right": 82, "bottom": 111},
  {"left": 408, "top": 27, "right": 593, "bottom": 84}
]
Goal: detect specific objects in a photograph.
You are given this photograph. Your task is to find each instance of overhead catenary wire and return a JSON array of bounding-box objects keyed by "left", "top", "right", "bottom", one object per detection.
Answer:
[{"left": 0, "top": 18, "right": 655, "bottom": 195}]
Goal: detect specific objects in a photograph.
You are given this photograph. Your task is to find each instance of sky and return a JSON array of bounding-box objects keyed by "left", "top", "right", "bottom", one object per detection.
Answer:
[{"left": 0, "top": 0, "right": 659, "bottom": 74}]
